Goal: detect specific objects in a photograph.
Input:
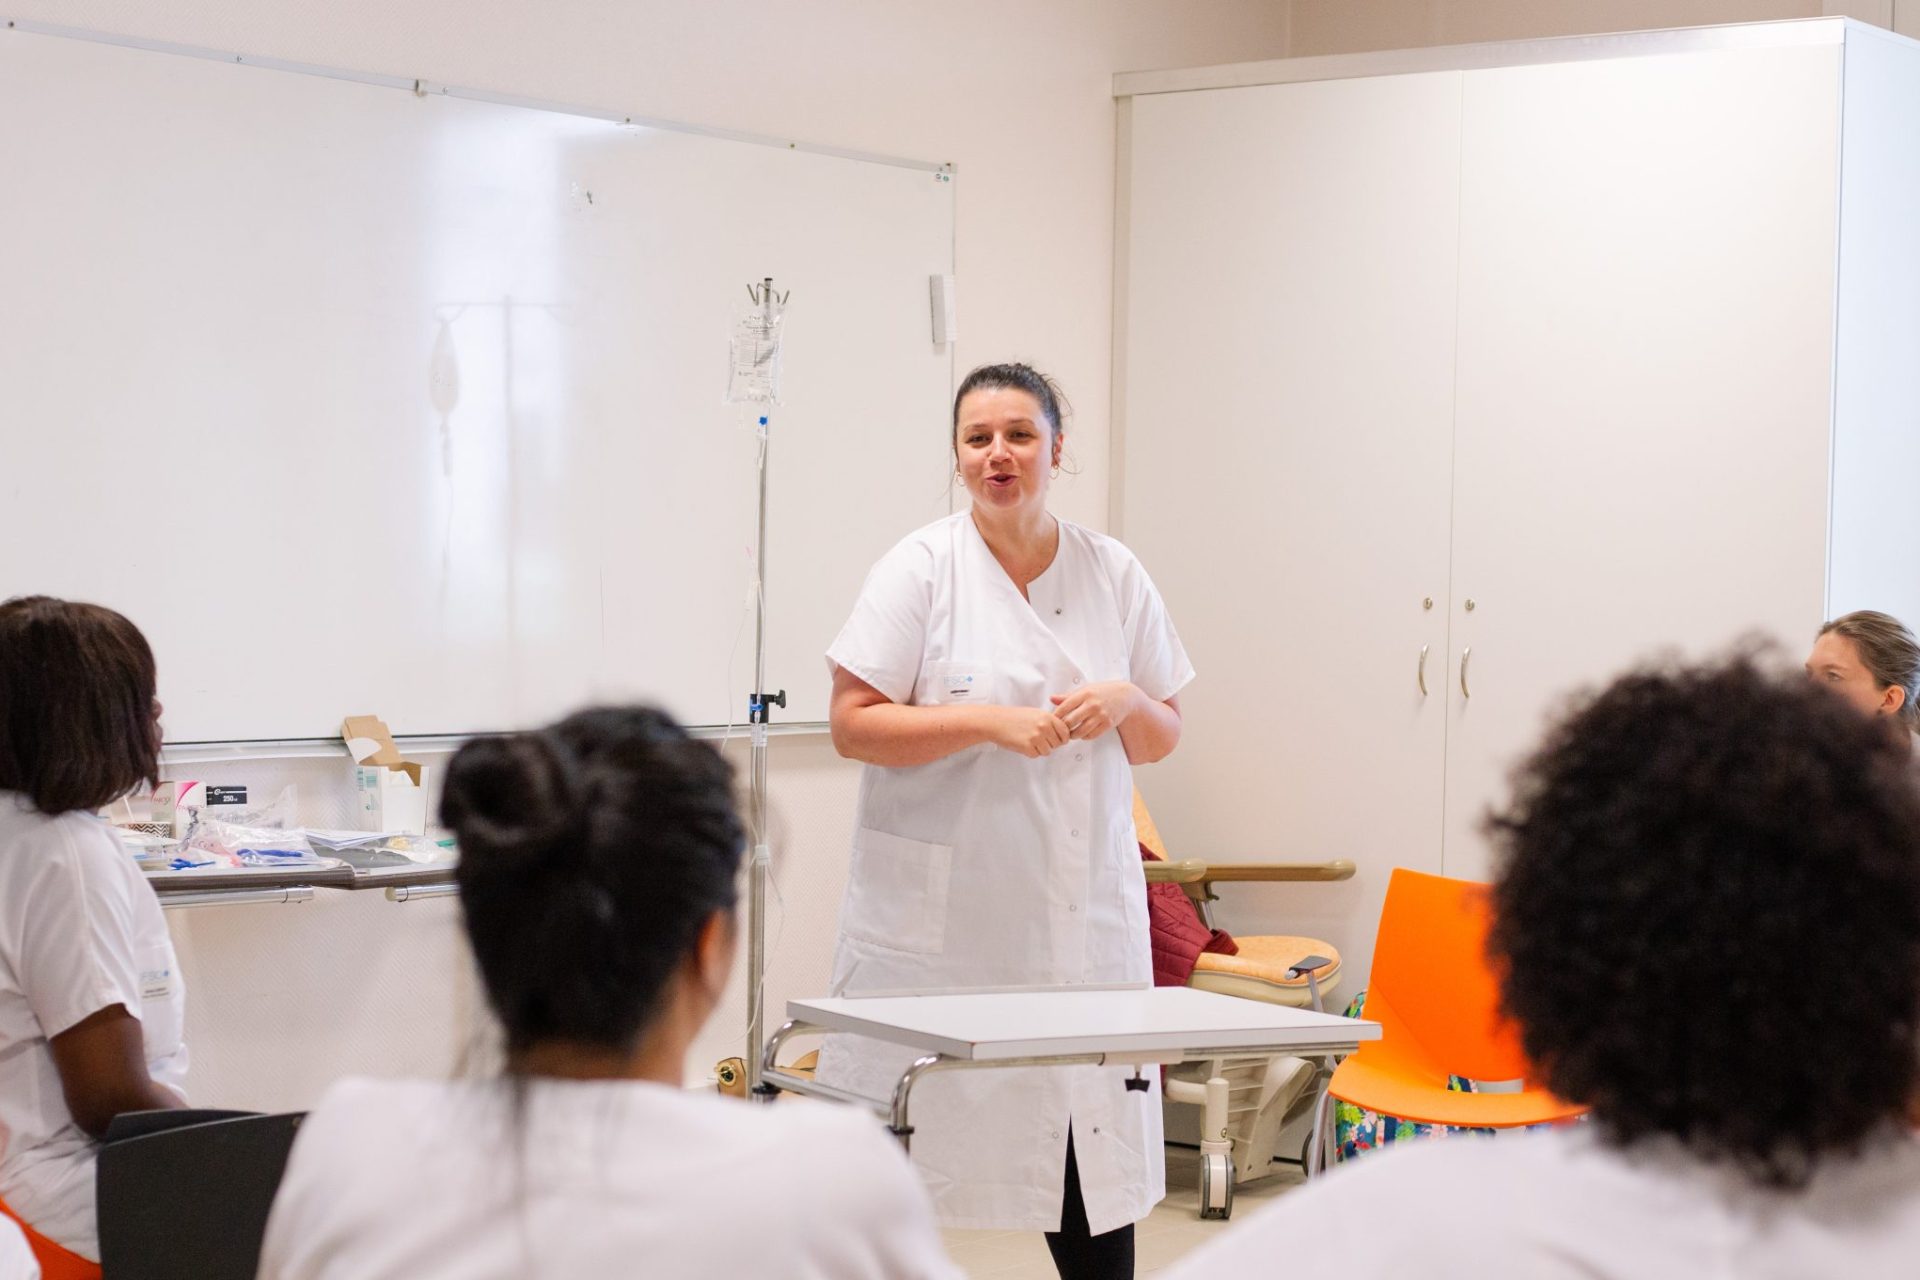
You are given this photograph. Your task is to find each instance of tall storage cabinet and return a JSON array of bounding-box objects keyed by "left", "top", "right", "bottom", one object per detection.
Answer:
[{"left": 1115, "top": 20, "right": 1920, "bottom": 988}]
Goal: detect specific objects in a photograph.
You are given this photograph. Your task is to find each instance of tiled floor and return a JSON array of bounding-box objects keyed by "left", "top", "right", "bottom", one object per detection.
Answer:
[{"left": 940, "top": 1147, "right": 1305, "bottom": 1278}]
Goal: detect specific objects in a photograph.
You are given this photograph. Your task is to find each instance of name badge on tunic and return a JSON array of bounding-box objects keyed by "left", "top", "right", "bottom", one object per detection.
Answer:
[
  {"left": 923, "top": 660, "right": 988, "bottom": 704},
  {"left": 139, "top": 965, "right": 174, "bottom": 1001}
]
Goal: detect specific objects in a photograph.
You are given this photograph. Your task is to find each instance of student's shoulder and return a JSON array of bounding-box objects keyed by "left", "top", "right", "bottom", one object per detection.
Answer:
[
  {"left": 0, "top": 802, "right": 120, "bottom": 863},
  {"left": 1277, "top": 1137, "right": 1522, "bottom": 1225},
  {"left": 298, "top": 1077, "right": 467, "bottom": 1152},
  {"left": 750, "top": 1102, "right": 955, "bottom": 1274},
  {"left": 1165, "top": 1141, "right": 1522, "bottom": 1278},
  {"left": 312, "top": 1074, "right": 450, "bottom": 1111},
  {"left": 0, "top": 803, "right": 135, "bottom": 901},
  {"left": 750, "top": 1099, "right": 915, "bottom": 1184}
]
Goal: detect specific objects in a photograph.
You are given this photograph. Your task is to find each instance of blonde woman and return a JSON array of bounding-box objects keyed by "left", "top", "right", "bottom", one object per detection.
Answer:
[{"left": 1806, "top": 610, "right": 1920, "bottom": 747}]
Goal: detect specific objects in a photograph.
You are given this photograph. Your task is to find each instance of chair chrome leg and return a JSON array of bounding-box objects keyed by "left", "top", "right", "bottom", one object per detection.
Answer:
[{"left": 1305, "top": 1083, "right": 1335, "bottom": 1177}]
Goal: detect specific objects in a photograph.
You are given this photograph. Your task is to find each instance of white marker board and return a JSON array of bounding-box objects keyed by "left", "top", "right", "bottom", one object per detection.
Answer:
[{"left": 0, "top": 25, "right": 954, "bottom": 741}]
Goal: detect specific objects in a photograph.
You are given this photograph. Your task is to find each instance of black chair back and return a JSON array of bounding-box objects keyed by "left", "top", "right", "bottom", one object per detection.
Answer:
[
  {"left": 101, "top": 1108, "right": 254, "bottom": 1145},
  {"left": 97, "top": 1111, "right": 304, "bottom": 1280}
]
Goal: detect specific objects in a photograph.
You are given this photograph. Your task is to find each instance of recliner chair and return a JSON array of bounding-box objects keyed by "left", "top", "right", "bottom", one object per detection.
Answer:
[{"left": 1136, "top": 792, "right": 1353, "bottom": 1219}]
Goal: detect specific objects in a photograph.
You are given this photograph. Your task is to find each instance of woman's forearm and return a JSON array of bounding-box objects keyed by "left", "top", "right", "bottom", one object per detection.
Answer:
[
  {"left": 1117, "top": 692, "right": 1181, "bottom": 765},
  {"left": 832, "top": 701, "right": 1002, "bottom": 767}
]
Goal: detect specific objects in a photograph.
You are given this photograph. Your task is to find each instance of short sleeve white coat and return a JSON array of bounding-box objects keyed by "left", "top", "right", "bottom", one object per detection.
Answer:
[
  {"left": 820, "top": 513, "right": 1195, "bottom": 1234},
  {"left": 257, "top": 1077, "right": 960, "bottom": 1280},
  {"left": 0, "top": 795, "right": 187, "bottom": 1260}
]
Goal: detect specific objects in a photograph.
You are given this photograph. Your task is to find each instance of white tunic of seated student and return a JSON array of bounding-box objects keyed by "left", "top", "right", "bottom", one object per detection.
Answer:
[
  {"left": 0, "top": 597, "right": 189, "bottom": 1273},
  {"left": 1163, "top": 655, "right": 1920, "bottom": 1280},
  {"left": 0, "top": 1216, "right": 39, "bottom": 1280},
  {"left": 257, "top": 706, "right": 960, "bottom": 1280}
]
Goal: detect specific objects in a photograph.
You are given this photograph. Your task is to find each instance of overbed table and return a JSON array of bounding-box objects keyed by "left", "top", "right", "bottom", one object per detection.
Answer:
[{"left": 755, "top": 987, "right": 1379, "bottom": 1214}]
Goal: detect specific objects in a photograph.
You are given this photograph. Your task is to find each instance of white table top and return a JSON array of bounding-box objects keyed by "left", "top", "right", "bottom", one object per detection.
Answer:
[{"left": 786, "top": 987, "right": 1379, "bottom": 1062}]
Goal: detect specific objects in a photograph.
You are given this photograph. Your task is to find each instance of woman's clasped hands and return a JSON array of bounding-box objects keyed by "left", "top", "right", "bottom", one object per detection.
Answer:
[{"left": 985, "top": 682, "right": 1139, "bottom": 758}]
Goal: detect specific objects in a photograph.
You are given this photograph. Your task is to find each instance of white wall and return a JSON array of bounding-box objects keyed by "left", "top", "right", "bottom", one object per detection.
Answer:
[
  {"left": 11, "top": 0, "right": 1291, "bottom": 1106},
  {"left": 1277, "top": 0, "right": 1920, "bottom": 54},
  {"left": 1282, "top": 0, "right": 1826, "bottom": 55}
]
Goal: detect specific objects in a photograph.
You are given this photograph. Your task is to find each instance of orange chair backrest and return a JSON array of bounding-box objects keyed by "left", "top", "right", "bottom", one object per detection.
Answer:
[
  {"left": 1132, "top": 789, "right": 1170, "bottom": 861},
  {"left": 0, "top": 1195, "right": 101, "bottom": 1280},
  {"left": 1369, "top": 867, "right": 1532, "bottom": 1083}
]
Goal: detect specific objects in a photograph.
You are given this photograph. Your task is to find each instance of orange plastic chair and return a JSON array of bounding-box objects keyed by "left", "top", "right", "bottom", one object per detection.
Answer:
[
  {"left": 1311, "top": 868, "right": 1586, "bottom": 1171},
  {"left": 0, "top": 1195, "right": 101, "bottom": 1280}
]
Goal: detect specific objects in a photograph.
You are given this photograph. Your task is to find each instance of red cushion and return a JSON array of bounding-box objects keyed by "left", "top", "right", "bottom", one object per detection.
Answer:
[{"left": 1142, "top": 843, "right": 1237, "bottom": 986}]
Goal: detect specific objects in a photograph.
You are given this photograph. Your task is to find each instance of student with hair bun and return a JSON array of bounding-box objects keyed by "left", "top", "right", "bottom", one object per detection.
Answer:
[{"left": 259, "top": 706, "right": 958, "bottom": 1280}]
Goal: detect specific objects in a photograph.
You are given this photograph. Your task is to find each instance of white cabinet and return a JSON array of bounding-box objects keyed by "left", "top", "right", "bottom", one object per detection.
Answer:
[{"left": 1116, "top": 20, "right": 1920, "bottom": 984}]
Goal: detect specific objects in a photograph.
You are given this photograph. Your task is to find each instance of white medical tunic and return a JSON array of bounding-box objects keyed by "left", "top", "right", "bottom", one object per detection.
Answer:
[
  {"left": 0, "top": 1218, "right": 37, "bottom": 1280},
  {"left": 820, "top": 513, "right": 1195, "bottom": 1234},
  {"left": 1159, "top": 1125, "right": 1920, "bottom": 1280},
  {"left": 257, "top": 1077, "right": 961, "bottom": 1280},
  {"left": 0, "top": 795, "right": 187, "bottom": 1261}
]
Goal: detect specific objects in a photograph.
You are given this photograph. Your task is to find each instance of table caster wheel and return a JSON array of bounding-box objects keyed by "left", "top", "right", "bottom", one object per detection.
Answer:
[{"left": 1199, "top": 1150, "right": 1234, "bottom": 1220}]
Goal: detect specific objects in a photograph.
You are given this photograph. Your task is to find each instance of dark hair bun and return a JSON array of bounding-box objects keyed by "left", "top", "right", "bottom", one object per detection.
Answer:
[
  {"left": 439, "top": 732, "right": 583, "bottom": 874},
  {"left": 443, "top": 706, "right": 745, "bottom": 1053}
]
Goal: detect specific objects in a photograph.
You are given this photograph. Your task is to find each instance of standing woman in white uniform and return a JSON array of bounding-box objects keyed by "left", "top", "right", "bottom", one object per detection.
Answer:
[
  {"left": 0, "top": 597, "right": 188, "bottom": 1277},
  {"left": 822, "top": 363, "right": 1194, "bottom": 1279}
]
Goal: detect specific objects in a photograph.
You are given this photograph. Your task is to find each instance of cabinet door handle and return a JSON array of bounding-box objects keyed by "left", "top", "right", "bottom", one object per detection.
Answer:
[
  {"left": 1460, "top": 647, "right": 1472, "bottom": 699},
  {"left": 1418, "top": 644, "right": 1430, "bottom": 697}
]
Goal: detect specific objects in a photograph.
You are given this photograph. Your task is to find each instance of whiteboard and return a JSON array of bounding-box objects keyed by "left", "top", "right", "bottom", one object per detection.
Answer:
[{"left": 0, "top": 26, "right": 954, "bottom": 741}]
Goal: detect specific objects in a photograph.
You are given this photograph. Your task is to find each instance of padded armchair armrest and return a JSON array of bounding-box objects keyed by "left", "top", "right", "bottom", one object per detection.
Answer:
[
  {"left": 1141, "top": 857, "right": 1356, "bottom": 887},
  {"left": 1142, "top": 859, "right": 1210, "bottom": 885},
  {"left": 1192, "top": 859, "right": 1356, "bottom": 883}
]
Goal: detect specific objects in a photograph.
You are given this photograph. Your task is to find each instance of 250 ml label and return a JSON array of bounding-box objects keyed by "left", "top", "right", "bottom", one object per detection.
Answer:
[{"left": 205, "top": 785, "right": 249, "bottom": 807}]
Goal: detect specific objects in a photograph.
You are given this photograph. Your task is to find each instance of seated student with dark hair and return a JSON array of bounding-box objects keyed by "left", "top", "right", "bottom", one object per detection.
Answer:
[
  {"left": 259, "top": 706, "right": 958, "bottom": 1280},
  {"left": 1164, "top": 655, "right": 1920, "bottom": 1279},
  {"left": 0, "top": 597, "right": 187, "bottom": 1279}
]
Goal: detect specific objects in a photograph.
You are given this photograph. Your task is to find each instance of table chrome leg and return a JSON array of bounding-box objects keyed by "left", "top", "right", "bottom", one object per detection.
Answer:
[
  {"left": 753, "top": 1019, "right": 811, "bottom": 1102},
  {"left": 889, "top": 1054, "right": 949, "bottom": 1153}
]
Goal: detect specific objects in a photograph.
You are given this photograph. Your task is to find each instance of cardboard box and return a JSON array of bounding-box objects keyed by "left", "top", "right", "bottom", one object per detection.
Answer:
[{"left": 342, "top": 714, "right": 429, "bottom": 835}]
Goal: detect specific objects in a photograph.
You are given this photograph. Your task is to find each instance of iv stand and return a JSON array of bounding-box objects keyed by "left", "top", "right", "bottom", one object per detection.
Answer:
[{"left": 745, "top": 276, "right": 787, "bottom": 1096}]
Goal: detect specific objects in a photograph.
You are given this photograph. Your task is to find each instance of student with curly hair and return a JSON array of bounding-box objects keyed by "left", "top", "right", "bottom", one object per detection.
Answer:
[
  {"left": 258, "top": 706, "right": 957, "bottom": 1280},
  {"left": 1163, "top": 655, "right": 1920, "bottom": 1278}
]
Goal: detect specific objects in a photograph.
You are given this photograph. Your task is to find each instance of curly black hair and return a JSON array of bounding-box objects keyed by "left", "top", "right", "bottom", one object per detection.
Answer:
[{"left": 1486, "top": 654, "right": 1920, "bottom": 1189}]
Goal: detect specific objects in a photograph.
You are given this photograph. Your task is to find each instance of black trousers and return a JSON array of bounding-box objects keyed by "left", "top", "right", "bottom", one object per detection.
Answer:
[{"left": 1043, "top": 1130, "right": 1136, "bottom": 1280}]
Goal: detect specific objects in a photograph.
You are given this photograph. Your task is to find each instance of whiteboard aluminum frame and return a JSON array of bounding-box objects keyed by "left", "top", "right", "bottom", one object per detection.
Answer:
[
  {"left": 1112, "top": 15, "right": 1854, "bottom": 99},
  {"left": 157, "top": 723, "right": 832, "bottom": 764},
  {"left": 2, "top": 17, "right": 953, "bottom": 176}
]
